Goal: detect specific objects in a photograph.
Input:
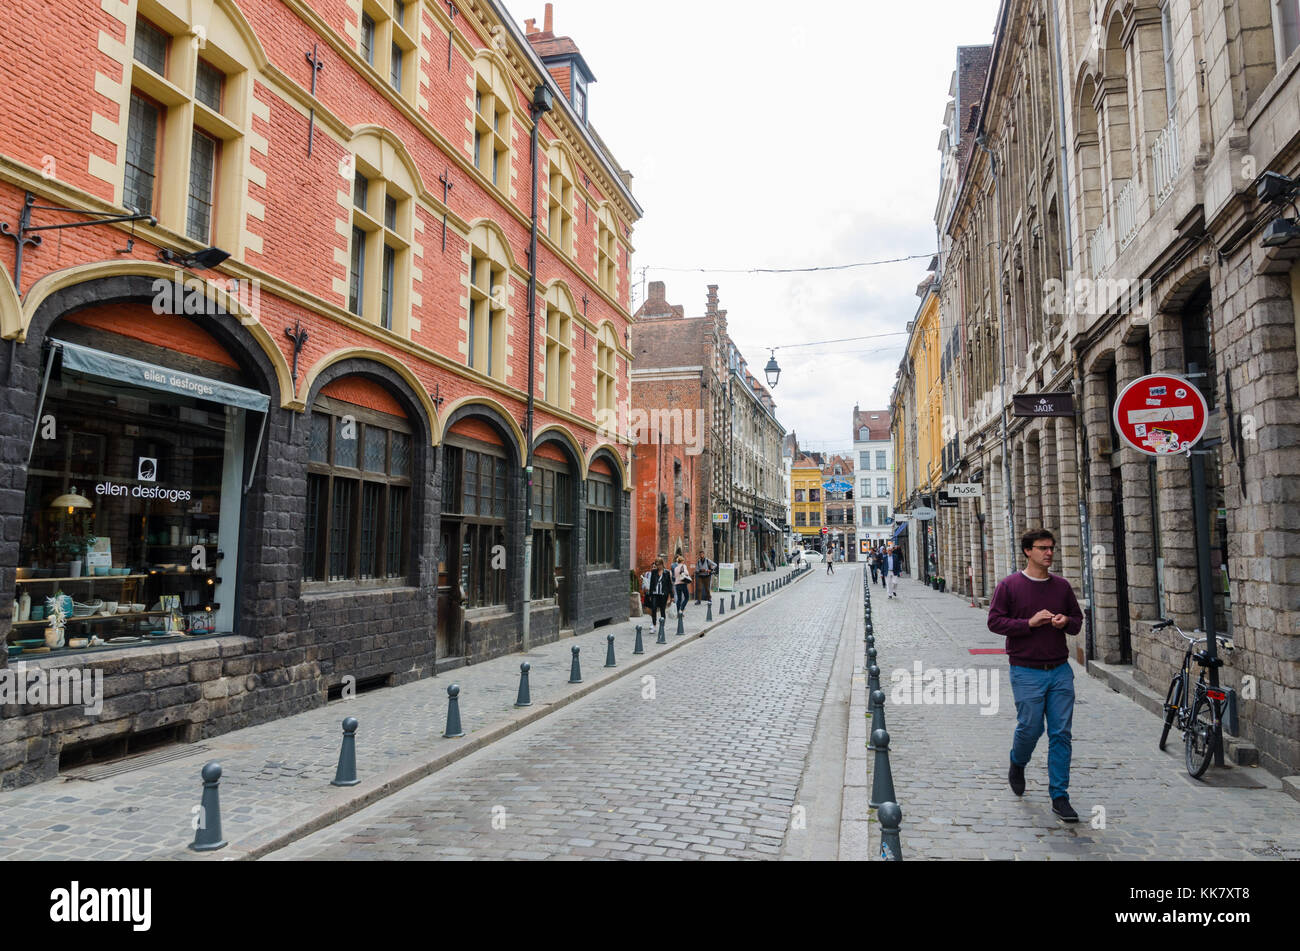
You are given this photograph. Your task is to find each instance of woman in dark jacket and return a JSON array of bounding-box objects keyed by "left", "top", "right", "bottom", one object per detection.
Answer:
[{"left": 645, "top": 558, "right": 672, "bottom": 627}]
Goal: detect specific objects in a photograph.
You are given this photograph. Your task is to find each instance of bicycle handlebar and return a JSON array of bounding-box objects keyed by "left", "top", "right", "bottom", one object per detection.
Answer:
[{"left": 1148, "top": 618, "right": 1234, "bottom": 651}]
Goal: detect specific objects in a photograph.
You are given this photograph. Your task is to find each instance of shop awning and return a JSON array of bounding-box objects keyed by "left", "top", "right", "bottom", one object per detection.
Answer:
[
  {"left": 54, "top": 339, "right": 270, "bottom": 413},
  {"left": 763, "top": 518, "right": 782, "bottom": 533},
  {"left": 892, "top": 520, "right": 909, "bottom": 540}
]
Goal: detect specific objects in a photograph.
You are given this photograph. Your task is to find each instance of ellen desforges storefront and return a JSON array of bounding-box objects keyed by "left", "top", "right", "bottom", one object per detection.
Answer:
[{"left": 12, "top": 339, "right": 268, "bottom": 655}]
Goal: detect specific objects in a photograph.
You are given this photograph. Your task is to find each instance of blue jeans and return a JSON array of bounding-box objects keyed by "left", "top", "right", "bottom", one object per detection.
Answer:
[
  {"left": 674, "top": 583, "right": 690, "bottom": 613},
  {"left": 1008, "top": 663, "right": 1075, "bottom": 801}
]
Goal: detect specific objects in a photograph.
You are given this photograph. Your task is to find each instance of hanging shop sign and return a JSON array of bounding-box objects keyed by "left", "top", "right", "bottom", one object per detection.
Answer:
[
  {"left": 946, "top": 483, "right": 983, "bottom": 498},
  {"left": 1112, "top": 374, "right": 1209, "bottom": 456},
  {"left": 712, "top": 513, "right": 730, "bottom": 524},
  {"left": 1012, "top": 392, "right": 1075, "bottom": 418},
  {"left": 911, "top": 507, "right": 937, "bottom": 521}
]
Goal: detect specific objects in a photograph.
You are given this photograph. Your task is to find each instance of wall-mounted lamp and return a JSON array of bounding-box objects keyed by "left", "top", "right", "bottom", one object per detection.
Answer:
[{"left": 158, "top": 246, "right": 230, "bottom": 270}]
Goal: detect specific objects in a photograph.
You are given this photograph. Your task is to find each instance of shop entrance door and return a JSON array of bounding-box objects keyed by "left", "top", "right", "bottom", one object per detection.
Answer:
[
  {"left": 1110, "top": 467, "right": 1132, "bottom": 664},
  {"left": 437, "top": 523, "right": 463, "bottom": 659}
]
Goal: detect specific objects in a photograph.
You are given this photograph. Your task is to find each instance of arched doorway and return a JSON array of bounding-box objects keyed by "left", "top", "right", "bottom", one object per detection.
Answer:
[{"left": 532, "top": 434, "right": 580, "bottom": 631}]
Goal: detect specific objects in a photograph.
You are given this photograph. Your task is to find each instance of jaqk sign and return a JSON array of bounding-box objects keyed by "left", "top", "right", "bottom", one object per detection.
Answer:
[{"left": 1113, "top": 374, "right": 1208, "bottom": 456}]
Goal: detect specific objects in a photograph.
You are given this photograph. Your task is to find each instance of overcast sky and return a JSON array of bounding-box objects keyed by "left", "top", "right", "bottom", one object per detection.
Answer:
[{"left": 516, "top": 0, "right": 1002, "bottom": 451}]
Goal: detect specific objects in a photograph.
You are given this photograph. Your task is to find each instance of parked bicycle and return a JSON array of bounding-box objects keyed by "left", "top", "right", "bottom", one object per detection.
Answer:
[{"left": 1153, "top": 618, "right": 1234, "bottom": 778}]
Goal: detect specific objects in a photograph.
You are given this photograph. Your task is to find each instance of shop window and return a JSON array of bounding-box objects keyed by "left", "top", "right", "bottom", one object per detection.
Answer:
[
  {"left": 358, "top": 0, "right": 417, "bottom": 100},
  {"left": 586, "top": 474, "right": 616, "bottom": 568},
  {"left": 531, "top": 462, "right": 573, "bottom": 603},
  {"left": 348, "top": 167, "right": 410, "bottom": 332},
  {"left": 304, "top": 398, "right": 412, "bottom": 584},
  {"left": 473, "top": 58, "right": 513, "bottom": 190},
  {"left": 14, "top": 342, "right": 264, "bottom": 652},
  {"left": 547, "top": 146, "right": 576, "bottom": 256},
  {"left": 441, "top": 443, "right": 510, "bottom": 609},
  {"left": 124, "top": 9, "right": 248, "bottom": 250},
  {"left": 544, "top": 286, "right": 573, "bottom": 409}
]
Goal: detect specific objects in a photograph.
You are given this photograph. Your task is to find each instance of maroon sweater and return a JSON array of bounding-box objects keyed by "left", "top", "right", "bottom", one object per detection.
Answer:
[{"left": 987, "top": 571, "right": 1083, "bottom": 666}]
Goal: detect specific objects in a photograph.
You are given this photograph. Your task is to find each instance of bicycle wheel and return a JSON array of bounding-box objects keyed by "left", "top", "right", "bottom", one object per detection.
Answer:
[
  {"left": 1184, "top": 696, "right": 1218, "bottom": 779},
  {"left": 1159, "top": 674, "right": 1183, "bottom": 751}
]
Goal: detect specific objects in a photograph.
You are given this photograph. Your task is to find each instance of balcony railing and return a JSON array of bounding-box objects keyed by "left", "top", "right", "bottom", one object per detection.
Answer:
[
  {"left": 1088, "top": 221, "right": 1112, "bottom": 278},
  {"left": 1152, "top": 118, "right": 1181, "bottom": 208},
  {"left": 1116, "top": 178, "right": 1140, "bottom": 253}
]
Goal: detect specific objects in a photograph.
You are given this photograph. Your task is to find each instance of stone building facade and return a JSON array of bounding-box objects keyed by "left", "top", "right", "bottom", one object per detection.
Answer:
[
  {"left": 852, "top": 408, "right": 894, "bottom": 549},
  {"left": 920, "top": 0, "right": 1300, "bottom": 776},
  {"left": 0, "top": 0, "right": 640, "bottom": 787}
]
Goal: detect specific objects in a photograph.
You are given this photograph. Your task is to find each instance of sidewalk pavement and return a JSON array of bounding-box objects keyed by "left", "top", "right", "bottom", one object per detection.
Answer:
[
  {"left": 863, "top": 576, "right": 1300, "bottom": 860},
  {"left": 0, "top": 566, "right": 808, "bottom": 861}
]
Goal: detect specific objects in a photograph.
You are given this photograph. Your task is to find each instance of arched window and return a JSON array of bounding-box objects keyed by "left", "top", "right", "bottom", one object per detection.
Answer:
[
  {"left": 595, "top": 324, "right": 617, "bottom": 417},
  {"left": 547, "top": 146, "right": 576, "bottom": 256},
  {"left": 473, "top": 57, "right": 513, "bottom": 191},
  {"left": 466, "top": 223, "right": 511, "bottom": 379},
  {"left": 544, "top": 284, "right": 573, "bottom": 409},
  {"left": 124, "top": 2, "right": 253, "bottom": 250}
]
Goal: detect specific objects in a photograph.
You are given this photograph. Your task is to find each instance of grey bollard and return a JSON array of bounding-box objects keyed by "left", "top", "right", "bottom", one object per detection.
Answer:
[
  {"left": 731, "top": 594, "right": 736, "bottom": 611},
  {"left": 443, "top": 684, "right": 466, "bottom": 738},
  {"left": 568, "top": 646, "right": 583, "bottom": 684},
  {"left": 867, "top": 688, "right": 888, "bottom": 746},
  {"left": 676, "top": 612, "right": 685, "bottom": 636},
  {"left": 706, "top": 600, "right": 713, "bottom": 621},
  {"left": 867, "top": 646, "right": 877, "bottom": 666},
  {"left": 868, "top": 729, "right": 897, "bottom": 809},
  {"left": 634, "top": 625, "right": 645, "bottom": 656},
  {"left": 605, "top": 633, "right": 617, "bottom": 668},
  {"left": 878, "top": 802, "right": 903, "bottom": 861},
  {"left": 657, "top": 617, "right": 667, "bottom": 644},
  {"left": 331, "top": 717, "right": 360, "bottom": 787},
  {"left": 189, "top": 761, "right": 228, "bottom": 852},
  {"left": 719, "top": 598, "right": 725, "bottom": 616},
  {"left": 868, "top": 664, "right": 881, "bottom": 694},
  {"left": 515, "top": 662, "right": 532, "bottom": 707}
]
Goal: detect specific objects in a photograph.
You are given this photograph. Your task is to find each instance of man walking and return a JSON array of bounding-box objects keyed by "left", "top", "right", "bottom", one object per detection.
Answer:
[
  {"left": 885, "top": 545, "right": 902, "bottom": 598},
  {"left": 987, "top": 529, "right": 1084, "bottom": 823},
  {"left": 694, "top": 551, "right": 717, "bottom": 605},
  {"left": 869, "top": 546, "right": 879, "bottom": 585}
]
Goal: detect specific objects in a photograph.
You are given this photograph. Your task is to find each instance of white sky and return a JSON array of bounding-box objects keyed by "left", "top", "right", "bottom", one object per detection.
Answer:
[{"left": 516, "top": 0, "right": 1003, "bottom": 451}]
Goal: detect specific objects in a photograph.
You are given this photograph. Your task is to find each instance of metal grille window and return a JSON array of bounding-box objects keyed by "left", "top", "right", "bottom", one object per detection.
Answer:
[
  {"left": 348, "top": 227, "right": 366, "bottom": 316},
  {"left": 361, "top": 13, "right": 376, "bottom": 64},
  {"left": 124, "top": 93, "right": 160, "bottom": 214},
  {"left": 586, "top": 475, "right": 616, "bottom": 568},
  {"left": 304, "top": 399, "right": 413, "bottom": 583},
  {"left": 195, "top": 59, "right": 223, "bottom": 111},
  {"left": 186, "top": 129, "right": 218, "bottom": 243},
  {"left": 133, "top": 18, "right": 168, "bottom": 74}
]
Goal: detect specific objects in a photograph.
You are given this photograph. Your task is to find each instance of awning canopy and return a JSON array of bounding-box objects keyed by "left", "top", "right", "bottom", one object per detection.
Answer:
[
  {"left": 55, "top": 339, "right": 270, "bottom": 413},
  {"left": 763, "top": 517, "right": 782, "bottom": 533},
  {"left": 892, "top": 520, "right": 909, "bottom": 540}
]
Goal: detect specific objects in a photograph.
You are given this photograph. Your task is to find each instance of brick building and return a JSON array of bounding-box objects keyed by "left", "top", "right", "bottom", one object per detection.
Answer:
[
  {"left": 821, "top": 454, "right": 855, "bottom": 561},
  {"left": 630, "top": 282, "right": 786, "bottom": 577},
  {"left": 921, "top": 0, "right": 1300, "bottom": 776},
  {"left": 0, "top": 0, "right": 640, "bottom": 786}
]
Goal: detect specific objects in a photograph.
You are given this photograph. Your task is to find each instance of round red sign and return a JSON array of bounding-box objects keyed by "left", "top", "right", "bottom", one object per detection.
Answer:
[
  {"left": 1112, "top": 373, "right": 1209, "bottom": 457},
  {"left": 738, "top": 520, "right": 748, "bottom": 530}
]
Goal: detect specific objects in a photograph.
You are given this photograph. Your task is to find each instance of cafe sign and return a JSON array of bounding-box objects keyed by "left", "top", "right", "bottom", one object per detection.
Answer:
[{"left": 1012, "top": 392, "right": 1075, "bottom": 417}]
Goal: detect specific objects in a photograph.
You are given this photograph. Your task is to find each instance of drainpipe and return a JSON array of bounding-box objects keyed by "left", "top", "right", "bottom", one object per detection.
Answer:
[
  {"left": 976, "top": 136, "right": 1017, "bottom": 576},
  {"left": 521, "top": 85, "right": 553, "bottom": 653}
]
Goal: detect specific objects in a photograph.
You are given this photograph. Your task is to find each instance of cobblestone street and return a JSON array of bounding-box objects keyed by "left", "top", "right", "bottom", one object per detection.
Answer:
[
  {"left": 864, "top": 575, "right": 1300, "bottom": 860},
  {"left": 269, "top": 567, "right": 857, "bottom": 860}
]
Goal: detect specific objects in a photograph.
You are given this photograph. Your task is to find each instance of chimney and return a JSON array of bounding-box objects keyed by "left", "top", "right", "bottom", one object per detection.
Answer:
[
  {"left": 706, "top": 285, "right": 719, "bottom": 316},
  {"left": 648, "top": 281, "right": 666, "bottom": 303},
  {"left": 525, "top": 17, "right": 536, "bottom": 33},
  {"left": 544, "top": 2, "right": 554, "bottom": 33}
]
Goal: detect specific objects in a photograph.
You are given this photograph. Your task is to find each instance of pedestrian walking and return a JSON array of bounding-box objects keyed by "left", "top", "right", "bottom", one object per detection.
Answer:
[
  {"left": 885, "top": 545, "right": 902, "bottom": 598},
  {"left": 694, "top": 551, "right": 717, "bottom": 604},
  {"left": 869, "top": 546, "right": 879, "bottom": 584},
  {"left": 877, "top": 547, "right": 888, "bottom": 589},
  {"left": 986, "top": 529, "right": 1084, "bottom": 824},
  {"left": 671, "top": 554, "right": 692, "bottom": 616},
  {"left": 643, "top": 558, "right": 672, "bottom": 628},
  {"left": 826, "top": 547, "right": 835, "bottom": 574}
]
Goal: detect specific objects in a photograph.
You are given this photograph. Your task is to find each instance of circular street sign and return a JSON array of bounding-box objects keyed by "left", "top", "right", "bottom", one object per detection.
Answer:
[
  {"left": 820, "top": 527, "right": 828, "bottom": 535},
  {"left": 738, "top": 520, "right": 748, "bottom": 530},
  {"left": 1112, "top": 373, "right": 1208, "bottom": 457},
  {"left": 911, "top": 506, "right": 937, "bottom": 521}
]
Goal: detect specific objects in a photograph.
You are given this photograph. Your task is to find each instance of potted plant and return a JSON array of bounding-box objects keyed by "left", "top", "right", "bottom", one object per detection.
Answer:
[
  {"left": 55, "top": 530, "right": 97, "bottom": 577},
  {"left": 938, "top": 577, "right": 946, "bottom": 593}
]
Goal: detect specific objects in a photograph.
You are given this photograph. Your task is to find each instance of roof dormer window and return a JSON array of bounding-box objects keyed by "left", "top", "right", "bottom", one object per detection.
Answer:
[{"left": 572, "top": 79, "right": 587, "bottom": 123}]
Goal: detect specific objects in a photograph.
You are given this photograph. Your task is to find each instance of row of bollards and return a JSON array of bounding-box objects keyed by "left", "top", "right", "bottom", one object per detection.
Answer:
[
  {"left": 192, "top": 573, "right": 808, "bottom": 852},
  {"left": 862, "top": 563, "right": 902, "bottom": 861}
]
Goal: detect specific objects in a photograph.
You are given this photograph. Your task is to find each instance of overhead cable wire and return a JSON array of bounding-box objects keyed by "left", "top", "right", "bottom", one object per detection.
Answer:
[{"left": 643, "top": 252, "right": 937, "bottom": 275}]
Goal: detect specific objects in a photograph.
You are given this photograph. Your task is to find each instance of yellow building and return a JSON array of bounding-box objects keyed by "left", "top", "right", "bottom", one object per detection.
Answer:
[
  {"left": 791, "top": 456, "right": 825, "bottom": 549},
  {"left": 913, "top": 287, "right": 944, "bottom": 496}
]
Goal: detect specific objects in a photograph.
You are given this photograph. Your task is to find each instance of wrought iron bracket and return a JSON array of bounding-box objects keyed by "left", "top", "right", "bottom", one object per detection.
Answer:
[
  {"left": 0, "top": 191, "right": 156, "bottom": 289},
  {"left": 285, "top": 320, "right": 309, "bottom": 392}
]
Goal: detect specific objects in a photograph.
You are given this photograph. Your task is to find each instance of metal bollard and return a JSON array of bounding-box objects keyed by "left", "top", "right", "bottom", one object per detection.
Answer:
[
  {"left": 867, "top": 646, "right": 877, "bottom": 667},
  {"left": 868, "top": 664, "right": 881, "bottom": 695},
  {"left": 676, "top": 612, "right": 685, "bottom": 636},
  {"left": 443, "top": 684, "right": 466, "bottom": 738},
  {"left": 515, "top": 663, "right": 532, "bottom": 707},
  {"left": 605, "top": 633, "right": 617, "bottom": 668},
  {"left": 657, "top": 617, "right": 667, "bottom": 644},
  {"left": 331, "top": 717, "right": 360, "bottom": 787},
  {"left": 189, "top": 761, "right": 228, "bottom": 852},
  {"left": 634, "top": 625, "right": 645, "bottom": 656},
  {"left": 719, "top": 598, "right": 725, "bottom": 616},
  {"left": 867, "top": 689, "right": 888, "bottom": 746},
  {"left": 731, "top": 594, "right": 736, "bottom": 611},
  {"left": 878, "top": 802, "right": 903, "bottom": 861},
  {"left": 568, "top": 646, "right": 583, "bottom": 684},
  {"left": 868, "top": 729, "right": 897, "bottom": 809},
  {"left": 707, "top": 600, "right": 714, "bottom": 621}
]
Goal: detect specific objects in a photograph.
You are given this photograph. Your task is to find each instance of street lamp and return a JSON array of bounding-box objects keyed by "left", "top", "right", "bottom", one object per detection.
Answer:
[{"left": 764, "top": 351, "right": 781, "bottom": 389}]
